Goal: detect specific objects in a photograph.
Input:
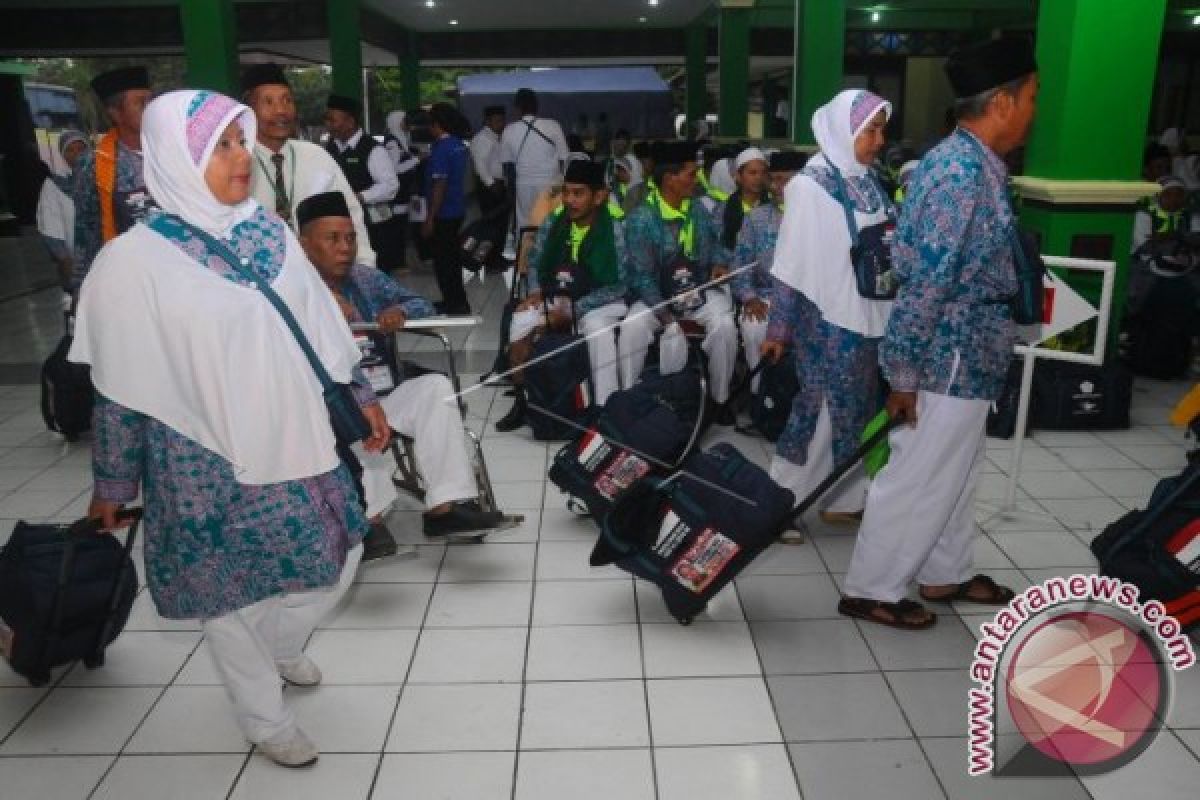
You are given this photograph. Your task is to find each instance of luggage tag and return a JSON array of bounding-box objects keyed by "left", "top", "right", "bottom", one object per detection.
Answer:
[{"left": 354, "top": 333, "right": 395, "bottom": 394}]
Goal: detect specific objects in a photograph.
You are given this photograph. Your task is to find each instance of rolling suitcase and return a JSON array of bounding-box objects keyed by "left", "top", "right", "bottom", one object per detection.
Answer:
[
  {"left": 591, "top": 417, "right": 901, "bottom": 624},
  {"left": 0, "top": 509, "right": 142, "bottom": 687}
]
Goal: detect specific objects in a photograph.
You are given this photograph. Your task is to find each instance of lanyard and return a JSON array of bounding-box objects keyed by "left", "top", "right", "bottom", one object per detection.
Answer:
[
  {"left": 254, "top": 144, "right": 297, "bottom": 213},
  {"left": 656, "top": 193, "right": 695, "bottom": 258}
]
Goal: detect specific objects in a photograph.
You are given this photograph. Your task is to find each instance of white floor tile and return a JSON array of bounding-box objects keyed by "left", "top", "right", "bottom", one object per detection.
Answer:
[
  {"left": 1017, "top": 470, "right": 1103, "bottom": 500},
  {"left": 61, "top": 631, "right": 200, "bottom": 687},
  {"left": 174, "top": 640, "right": 221, "bottom": 685},
  {"left": 525, "top": 624, "right": 642, "bottom": 681},
  {"left": 0, "top": 688, "right": 46, "bottom": 739},
  {"left": 751, "top": 619, "right": 877, "bottom": 675},
  {"left": 886, "top": 669, "right": 974, "bottom": 737},
  {"left": 440, "top": 542, "right": 536, "bottom": 582},
  {"left": 1084, "top": 468, "right": 1166, "bottom": 499},
  {"left": 516, "top": 749, "right": 655, "bottom": 800},
  {"left": 303, "top": 629, "right": 419, "bottom": 684},
  {"left": 0, "top": 755, "right": 112, "bottom": 800},
  {"left": 655, "top": 744, "right": 801, "bottom": 800},
  {"left": 789, "top": 739, "right": 943, "bottom": 800},
  {"left": 231, "top": 753, "right": 377, "bottom": 800},
  {"left": 91, "top": 754, "right": 244, "bottom": 800},
  {"left": 769, "top": 672, "right": 912, "bottom": 741},
  {"left": 740, "top": 541, "right": 828, "bottom": 575},
  {"left": 1036, "top": 496, "right": 1128, "bottom": 531},
  {"left": 407, "top": 627, "right": 528, "bottom": 683},
  {"left": 0, "top": 488, "right": 84, "bottom": 519},
  {"left": 0, "top": 687, "right": 160, "bottom": 755},
  {"left": 354, "top": 544, "right": 444, "bottom": 582},
  {"left": 532, "top": 579, "right": 636, "bottom": 625},
  {"left": 520, "top": 680, "right": 649, "bottom": 749},
  {"left": 387, "top": 683, "right": 521, "bottom": 752},
  {"left": 808, "top": 533, "right": 857, "bottom": 571},
  {"left": 122, "top": 591, "right": 202, "bottom": 633},
  {"left": 536, "top": 508, "right": 598, "bottom": 541},
  {"left": 858, "top": 616, "right": 979, "bottom": 670},
  {"left": 492, "top": 481, "right": 544, "bottom": 509},
  {"left": 647, "top": 677, "right": 781, "bottom": 746},
  {"left": 126, "top": 686, "right": 247, "bottom": 753},
  {"left": 1050, "top": 445, "right": 1141, "bottom": 471},
  {"left": 641, "top": 621, "right": 762, "bottom": 678},
  {"left": 288, "top": 686, "right": 399, "bottom": 753},
  {"left": 0, "top": 467, "right": 42, "bottom": 491},
  {"left": 535, "top": 540, "right": 626, "bottom": 581},
  {"left": 424, "top": 581, "right": 533, "bottom": 627},
  {"left": 1119, "top": 444, "right": 1189, "bottom": 470},
  {"left": 920, "top": 736, "right": 1090, "bottom": 799},
  {"left": 374, "top": 752, "right": 515, "bottom": 800},
  {"left": 736, "top": 573, "right": 843, "bottom": 621},
  {"left": 322, "top": 583, "right": 433, "bottom": 629},
  {"left": 636, "top": 578, "right": 746, "bottom": 622},
  {"left": 991, "top": 531, "right": 1100, "bottom": 569}
]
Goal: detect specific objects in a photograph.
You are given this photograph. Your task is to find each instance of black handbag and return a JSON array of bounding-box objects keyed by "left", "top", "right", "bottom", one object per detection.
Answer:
[
  {"left": 829, "top": 165, "right": 898, "bottom": 300},
  {"left": 168, "top": 217, "right": 371, "bottom": 446},
  {"left": 1008, "top": 227, "right": 1047, "bottom": 326}
]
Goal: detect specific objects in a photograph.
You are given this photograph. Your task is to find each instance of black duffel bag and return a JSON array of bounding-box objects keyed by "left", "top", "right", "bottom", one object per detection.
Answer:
[
  {"left": 749, "top": 351, "right": 799, "bottom": 442},
  {"left": 0, "top": 511, "right": 142, "bottom": 687},
  {"left": 40, "top": 331, "right": 94, "bottom": 442},
  {"left": 1029, "top": 359, "right": 1132, "bottom": 431},
  {"left": 524, "top": 330, "right": 595, "bottom": 441}
]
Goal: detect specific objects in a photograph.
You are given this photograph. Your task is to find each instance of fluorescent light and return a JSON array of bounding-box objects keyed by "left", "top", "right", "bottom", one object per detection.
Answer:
[
  {"left": 648, "top": 0, "right": 659, "bottom": 6},
  {"left": 871, "top": 10, "right": 881, "bottom": 22},
  {"left": 449, "top": 19, "right": 459, "bottom": 25},
  {"left": 424, "top": 0, "right": 434, "bottom": 7},
  {"left": 1193, "top": 13, "right": 1200, "bottom": 25},
  {"left": 639, "top": 16, "right": 648, "bottom": 23}
]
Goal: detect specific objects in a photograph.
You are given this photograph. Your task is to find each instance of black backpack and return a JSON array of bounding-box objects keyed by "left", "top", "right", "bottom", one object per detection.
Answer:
[
  {"left": 40, "top": 332, "right": 94, "bottom": 441},
  {"left": 748, "top": 351, "right": 799, "bottom": 442},
  {"left": 0, "top": 512, "right": 141, "bottom": 687},
  {"left": 524, "top": 330, "right": 595, "bottom": 441},
  {"left": 1029, "top": 359, "right": 1132, "bottom": 431}
]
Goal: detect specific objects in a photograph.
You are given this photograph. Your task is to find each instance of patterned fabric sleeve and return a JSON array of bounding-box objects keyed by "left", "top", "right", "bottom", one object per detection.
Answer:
[
  {"left": 523, "top": 215, "right": 556, "bottom": 297},
  {"left": 624, "top": 207, "right": 665, "bottom": 308},
  {"left": 351, "top": 366, "right": 379, "bottom": 408},
  {"left": 694, "top": 202, "right": 725, "bottom": 277},
  {"left": 92, "top": 393, "right": 145, "bottom": 503},
  {"left": 732, "top": 213, "right": 761, "bottom": 304},
  {"left": 767, "top": 276, "right": 799, "bottom": 343},
  {"left": 880, "top": 162, "right": 981, "bottom": 393},
  {"left": 71, "top": 152, "right": 102, "bottom": 288},
  {"left": 351, "top": 264, "right": 435, "bottom": 320}
]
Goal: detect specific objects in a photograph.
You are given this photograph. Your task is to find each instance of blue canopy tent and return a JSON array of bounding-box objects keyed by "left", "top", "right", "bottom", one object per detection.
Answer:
[{"left": 456, "top": 67, "right": 674, "bottom": 139}]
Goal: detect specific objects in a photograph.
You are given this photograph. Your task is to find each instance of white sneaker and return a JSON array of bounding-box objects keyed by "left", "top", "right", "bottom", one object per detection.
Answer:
[
  {"left": 277, "top": 656, "right": 322, "bottom": 687},
  {"left": 258, "top": 727, "right": 319, "bottom": 768}
]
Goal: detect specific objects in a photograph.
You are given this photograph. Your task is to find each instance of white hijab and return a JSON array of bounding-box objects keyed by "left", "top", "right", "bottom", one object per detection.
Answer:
[
  {"left": 142, "top": 90, "right": 259, "bottom": 237},
  {"left": 770, "top": 89, "right": 894, "bottom": 338},
  {"left": 71, "top": 89, "right": 361, "bottom": 485},
  {"left": 386, "top": 110, "right": 410, "bottom": 150},
  {"left": 616, "top": 154, "right": 643, "bottom": 188},
  {"left": 711, "top": 157, "right": 737, "bottom": 196}
]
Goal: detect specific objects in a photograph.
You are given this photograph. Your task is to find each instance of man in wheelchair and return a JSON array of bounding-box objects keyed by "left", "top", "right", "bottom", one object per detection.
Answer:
[
  {"left": 297, "top": 192, "right": 511, "bottom": 553},
  {"left": 496, "top": 159, "right": 630, "bottom": 432},
  {"left": 617, "top": 141, "right": 739, "bottom": 425}
]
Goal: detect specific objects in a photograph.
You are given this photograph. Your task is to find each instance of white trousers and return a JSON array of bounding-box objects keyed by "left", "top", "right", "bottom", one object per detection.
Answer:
[
  {"left": 768, "top": 401, "right": 867, "bottom": 516},
  {"left": 740, "top": 311, "right": 769, "bottom": 394},
  {"left": 515, "top": 174, "right": 556, "bottom": 231},
  {"left": 204, "top": 544, "right": 362, "bottom": 744},
  {"left": 618, "top": 291, "right": 739, "bottom": 403},
  {"left": 510, "top": 301, "right": 628, "bottom": 407},
  {"left": 356, "top": 373, "right": 478, "bottom": 515},
  {"left": 843, "top": 391, "right": 989, "bottom": 603}
]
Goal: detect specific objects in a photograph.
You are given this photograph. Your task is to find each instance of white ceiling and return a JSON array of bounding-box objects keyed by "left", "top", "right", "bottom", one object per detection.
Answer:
[{"left": 366, "top": 0, "right": 716, "bottom": 32}]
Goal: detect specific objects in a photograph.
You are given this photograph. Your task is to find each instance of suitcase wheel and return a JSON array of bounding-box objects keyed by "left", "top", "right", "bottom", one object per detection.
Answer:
[
  {"left": 677, "top": 615, "right": 695, "bottom": 626},
  {"left": 83, "top": 651, "right": 105, "bottom": 670},
  {"left": 27, "top": 671, "right": 50, "bottom": 688}
]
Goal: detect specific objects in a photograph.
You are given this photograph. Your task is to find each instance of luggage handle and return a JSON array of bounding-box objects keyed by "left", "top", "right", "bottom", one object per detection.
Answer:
[
  {"left": 41, "top": 508, "right": 144, "bottom": 676},
  {"left": 787, "top": 416, "right": 903, "bottom": 527}
]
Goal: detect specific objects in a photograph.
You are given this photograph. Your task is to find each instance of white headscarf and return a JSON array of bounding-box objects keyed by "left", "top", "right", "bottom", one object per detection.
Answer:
[
  {"left": 386, "top": 110, "right": 410, "bottom": 150},
  {"left": 616, "top": 154, "right": 643, "bottom": 188},
  {"left": 810, "top": 89, "right": 892, "bottom": 178},
  {"left": 711, "top": 157, "right": 737, "bottom": 196},
  {"left": 142, "top": 90, "right": 258, "bottom": 237}
]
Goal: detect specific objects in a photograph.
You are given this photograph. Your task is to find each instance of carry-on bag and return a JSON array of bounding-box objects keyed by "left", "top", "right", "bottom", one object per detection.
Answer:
[{"left": 0, "top": 509, "right": 143, "bottom": 687}]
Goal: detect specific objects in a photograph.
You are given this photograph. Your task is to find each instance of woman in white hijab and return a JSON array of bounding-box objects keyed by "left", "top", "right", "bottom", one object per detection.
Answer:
[
  {"left": 762, "top": 89, "right": 895, "bottom": 538},
  {"left": 612, "top": 153, "right": 647, "bottom": 212},
  {"left": 72, "top": 89, "right": 390, "bottom": 768},
  {"left": 36, "top": 130, "right": 90, "bottom": 289}
]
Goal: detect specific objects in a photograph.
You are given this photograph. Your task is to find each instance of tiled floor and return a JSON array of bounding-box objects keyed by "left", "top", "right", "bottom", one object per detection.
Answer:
[{"left": 1, "top": 272, "right": 1199, "bottom": 797}]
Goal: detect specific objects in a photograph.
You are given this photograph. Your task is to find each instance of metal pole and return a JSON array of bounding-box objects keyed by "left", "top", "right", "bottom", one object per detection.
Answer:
[{"left": 1003, "top": 346, "right": 1038, "bottom": 512}]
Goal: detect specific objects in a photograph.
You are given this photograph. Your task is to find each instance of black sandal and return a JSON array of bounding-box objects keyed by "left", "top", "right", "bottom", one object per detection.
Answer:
[
  {"left": 920, "top": 574, "right": 1016, "bottom": 606},
  {"left": 838, "top": 596, "right": 937, "bottom": 630}
]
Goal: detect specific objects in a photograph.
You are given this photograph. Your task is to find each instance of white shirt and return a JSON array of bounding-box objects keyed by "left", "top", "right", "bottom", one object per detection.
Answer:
[
  {"left": 251, "top": 139, "right": 377, "bottom": 267},
  {"left": 470, "top": 127, "right": 504, "bottom": 187},
  {"left": 37, "top": 174, "right": 74, "bottom": 254},
  {"left": 334, "top": 129, "right": 400, "bottom": 206},
  {"left": 500, "top": 115, "right": 568, "bottom": 179}
]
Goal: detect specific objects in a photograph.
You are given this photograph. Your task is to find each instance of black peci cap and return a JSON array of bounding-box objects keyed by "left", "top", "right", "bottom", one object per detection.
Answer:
[
  {"left": 945, "top": 37, "right": 1037, "bottom": 99},
  {"left": 296, "top": 191, "right": 351, "bottom": 229},
  {"left": 90, "top": 66, "right": 149, "bottom": 102}
]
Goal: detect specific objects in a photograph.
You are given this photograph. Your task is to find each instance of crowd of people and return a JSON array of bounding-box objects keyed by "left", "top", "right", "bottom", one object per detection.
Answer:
[{"left": 29, "top": 33, "right": 1165, "bottom": 769}]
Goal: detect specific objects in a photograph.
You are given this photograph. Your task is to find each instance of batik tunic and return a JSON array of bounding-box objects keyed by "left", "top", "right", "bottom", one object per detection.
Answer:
[
  {"left": 881, "top": 128, "right": 1017, "bottom": 401},
  {"left": 624, "top": 200, "right": 723, "bottom": 308},
  {"left": 72, "top": 141, "right": 146, "bottom": 288},
  {"left": 766, "top": 159, "right": 890, "bottom": 467},
  {"left": 92, "top": 208, "right": 369, "bottom": 620},
  {"left": 731, "top": 203, "right": 783, "bottom": 304},
  {"left": 341, "top": 263, "right": 435, "bottom": 323},
  {"left": 524, "top": 211, "right": 630, "bottom": 316}
]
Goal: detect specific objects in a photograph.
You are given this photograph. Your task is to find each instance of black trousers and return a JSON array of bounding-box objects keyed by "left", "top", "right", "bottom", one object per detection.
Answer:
[
  {"left": 477, "top": 184, "right": 510, "bottom": 270},
  {"left": 431, "top": 216, "right": 468, "bottom": 312},
  {"left": 367, "top": 214, "right": 408, "bottom": 272}
]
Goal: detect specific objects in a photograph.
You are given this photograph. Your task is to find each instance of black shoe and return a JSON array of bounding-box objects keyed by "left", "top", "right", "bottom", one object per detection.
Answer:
[
  {"left": 361, "top": 522, "right": 399, "bottom": 562},
  {"left": 711, "top": 401, "right": 736, "bottom": 427},
  {"left": 495, "top": 388, "right": 527, "bottom": 432},
  {"left": 423, "top": 502, "right": 508, "bottom": 538}
]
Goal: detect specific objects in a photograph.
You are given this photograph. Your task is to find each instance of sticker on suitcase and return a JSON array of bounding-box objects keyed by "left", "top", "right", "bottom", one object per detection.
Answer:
[
  {"left": 670, "top": 528, "right": 741, "bottom": 594},
  {"left": 594, "top": 451, "right": 651, "bottom": 501},
  {"left": 577, "top": 429, "right": 613, "bottom": 471}
]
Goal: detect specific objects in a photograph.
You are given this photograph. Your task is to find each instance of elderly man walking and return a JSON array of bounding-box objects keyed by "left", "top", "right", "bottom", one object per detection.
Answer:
[{"left": 840, "top": 38, "right": 1040, "bottom": 630}]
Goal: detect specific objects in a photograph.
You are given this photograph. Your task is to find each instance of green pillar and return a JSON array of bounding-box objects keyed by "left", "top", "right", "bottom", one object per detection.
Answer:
[
  {"left": 1018, "top": 0, "right": 1167, "bottom": 346},
  {"left": 401, "top": 29, "right": 420, "bottom": 110},
  {"left": 685, "top": 24, "right": 708, "bottom": 131},
  {"left": 792, "top": 0, "right": 844, "bottom": 145},
  {"left": 718, "top": 7, "right": 750, "bottom": 138},
  {"left": 327, "top": 0, "right": 363, "bottom": 102},
  {"left": 180, "top": 0, "right": 238, "bottom": 95}
]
